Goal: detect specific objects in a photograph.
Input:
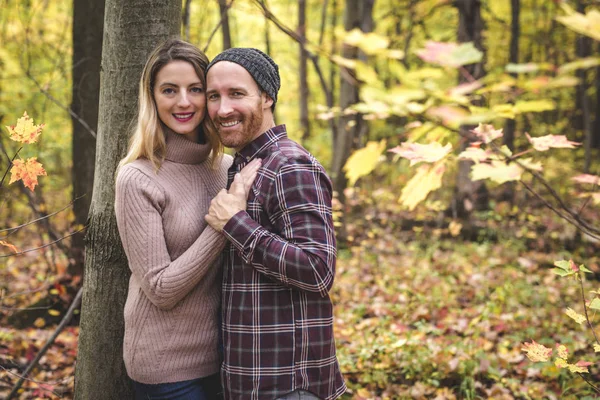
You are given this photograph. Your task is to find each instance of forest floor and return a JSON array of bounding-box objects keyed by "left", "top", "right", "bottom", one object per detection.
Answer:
[{"left": 1, "top": 188, "right": 600, "bottom": 399}]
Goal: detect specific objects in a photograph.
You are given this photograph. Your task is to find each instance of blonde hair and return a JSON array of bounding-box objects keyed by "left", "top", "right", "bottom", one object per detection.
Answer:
[{"left": 117, "top": 38, "right": 222, "bottom": 173}]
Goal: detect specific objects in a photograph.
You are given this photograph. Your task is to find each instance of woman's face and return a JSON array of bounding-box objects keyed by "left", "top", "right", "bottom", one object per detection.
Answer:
[{"left": 153, "top": 60, "right": 205, "bottom": 142}]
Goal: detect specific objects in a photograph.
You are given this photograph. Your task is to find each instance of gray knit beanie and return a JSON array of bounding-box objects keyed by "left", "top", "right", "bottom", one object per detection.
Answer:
[{"left": 206, "top": 47, "right": 280, "bottom": 105}]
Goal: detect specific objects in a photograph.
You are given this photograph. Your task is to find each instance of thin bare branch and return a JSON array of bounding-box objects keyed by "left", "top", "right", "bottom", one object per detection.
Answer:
[
  {"left": 0, "top": 227, "right": 86, "bottom": 258},
  {"left": 203, "top": 0, "right": 236, "bottom": 53},
  {"left": 6, "top": 287, "right": 82, "bottom": 400}
]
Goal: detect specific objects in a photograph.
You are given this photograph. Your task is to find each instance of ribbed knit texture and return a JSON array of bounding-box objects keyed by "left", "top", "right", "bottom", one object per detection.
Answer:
[{"left": 115, "top": 129, "right": 232, "bottom": 384}]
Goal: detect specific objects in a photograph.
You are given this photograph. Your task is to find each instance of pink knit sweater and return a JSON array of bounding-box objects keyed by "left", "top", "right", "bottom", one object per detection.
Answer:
[{"left": 115, "top": 130, "right": 231, "bottom": 384}]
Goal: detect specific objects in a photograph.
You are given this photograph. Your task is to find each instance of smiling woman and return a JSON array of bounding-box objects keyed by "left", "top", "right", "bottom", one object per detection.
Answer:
[{"left": 153, "top": 60, "right": 206, "bottom": 142}]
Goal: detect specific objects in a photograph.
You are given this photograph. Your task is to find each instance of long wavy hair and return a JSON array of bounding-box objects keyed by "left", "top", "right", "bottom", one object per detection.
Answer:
[{"left": 117, "top": 38, "right": 221, "bottom": 173}]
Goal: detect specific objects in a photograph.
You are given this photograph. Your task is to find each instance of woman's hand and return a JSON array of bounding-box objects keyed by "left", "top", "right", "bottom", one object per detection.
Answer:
[{"left": 235, "top": 158, "right": 261, "bottom": 198}]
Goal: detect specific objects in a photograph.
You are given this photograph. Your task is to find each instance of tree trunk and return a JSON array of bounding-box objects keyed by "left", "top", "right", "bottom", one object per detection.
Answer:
[
  {"left": 575, "top": 0, "right": 593, "bottom": 172},
  {"left": 299, "top": 0, "right": 310, "bottom": 142},
  {"left": 503, "top": 0, "right": 519, "bottom": 152},
  {"left": 330, "top": 0, "right": 375, "bottom": 201},
  {"left": 70, "top": 0, "right": 104, "bottom": 276},
  {"left": 452, "top": 0, "right": 488, "bottom": 219},
  {"left": 73, "top": 1, "right": 181, "bottom": 398},
  {"left": 182, "top": 0, "right": 192, "bottom": 41},
  {"left": 594, "top": 41, "right": 600, "bottom": 149},
  {"left": 219, "top": 0, "right": 232, "bottom": 49}
]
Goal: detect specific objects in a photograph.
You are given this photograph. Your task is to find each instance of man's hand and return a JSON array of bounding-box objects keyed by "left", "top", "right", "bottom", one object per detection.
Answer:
[{"left": 205, "top": 159, "right": 261, "bottom": 232}]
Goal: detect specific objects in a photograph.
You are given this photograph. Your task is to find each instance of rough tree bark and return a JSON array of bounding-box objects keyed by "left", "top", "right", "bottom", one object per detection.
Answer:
[
  {"left": 73, "top": 1, "right": 181, "bottom": 398},
  {"left": 452, "top": 0, "right": 488, "bottom": 219},
  {"left": 70, "top": 0, "right": 104, "bottom": 276}
]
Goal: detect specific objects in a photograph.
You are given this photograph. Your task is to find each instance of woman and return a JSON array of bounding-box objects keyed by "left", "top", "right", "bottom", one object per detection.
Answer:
[{"left": 115, "top": 38, "right": 260, "bottom": 399}]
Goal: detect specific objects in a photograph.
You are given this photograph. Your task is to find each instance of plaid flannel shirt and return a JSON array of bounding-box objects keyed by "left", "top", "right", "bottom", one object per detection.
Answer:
[{"left": 220, "top": 125, "right": 346, "bottom": 400}]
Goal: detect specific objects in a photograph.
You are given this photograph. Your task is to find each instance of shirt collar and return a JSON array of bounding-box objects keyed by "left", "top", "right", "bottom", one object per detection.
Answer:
[{"left": 234, "top": 124, "right": 287, "bottom": 165}]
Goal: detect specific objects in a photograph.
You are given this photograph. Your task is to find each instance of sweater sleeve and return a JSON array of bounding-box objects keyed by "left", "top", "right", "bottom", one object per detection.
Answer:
[{"left": 115, "top": 166, "right": 226, "bottom": 310}]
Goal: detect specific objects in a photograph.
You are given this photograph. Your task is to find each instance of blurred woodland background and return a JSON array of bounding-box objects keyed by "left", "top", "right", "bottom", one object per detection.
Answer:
[{"left": 2, "top": 0, "right": 600, "bottom": 398}]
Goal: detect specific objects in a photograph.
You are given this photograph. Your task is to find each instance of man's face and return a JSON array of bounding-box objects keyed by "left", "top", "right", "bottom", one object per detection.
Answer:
[{"left": 206, "top": 61, "right": 273, "bottom": 152}]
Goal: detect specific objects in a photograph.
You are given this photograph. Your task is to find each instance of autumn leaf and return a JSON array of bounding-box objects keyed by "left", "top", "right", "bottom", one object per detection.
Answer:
[
  {"left": 572, "top": 174, "right": 600, "bottom": 185},
  {"left": 555, "top": 358, "right": 568, "bottom": 368},
  {"left": 344, "top": 140, "right": 387, "bottom": 186},
  {"left": 513, "top": 100, "right": 555, "bottom": 114},
  {"left": 556, "top": 4, "right": 600, "bottom": 41},
  {"left": 416, "top": 41, "right": 483, "bottom": 68},
  {"left": 588, "top": 299, "right": 600, "bottom": 313},
  {"left": 457, "top": 147, "right": 490, "bottom": 163},
  {"left": 565, "top": 308, "right": 586, "bottom": 325},
  {"left": 568, "top": 361, "right": 591, "bottom": 374},
  {"left": 556, "top": 344, "right": 569, "bottom": 360},
  {"left": 389, "top": 142, "right": 452, "bottom": 166},
  {"left": 9, "top": 157, "right": 47, "bottom": 191},
  {"left": 471, "top": 123, "right": 503, "bottom": 144},
  {"left": 470, "top": 161, "right": 523, "bottom": 184},
  {"left": 522, "top": 340, "right": 552, "bottom": 362},
  {"left": 593, "top": 344, "right": 600, "bottom": 353},
  {"left": 0, "top": 240, "right": 19, "bottom": 254},
  {"left": 505, "top": 63, "right": 543, "bottom": 73},
  {"left": 558, "top": 57, "right": 600, "bottom": 75},
  {"left": 399, "top": 162, "right": 446, "bottom": 210},
  {"left": 526, "top": 133, "right": 580, "bottom": 151},
  {"left": 5, "top": 111, "right": 45, "bottom": 144},
  {"left": 342, "top": 28, "right": 390, "bottom": 55}
]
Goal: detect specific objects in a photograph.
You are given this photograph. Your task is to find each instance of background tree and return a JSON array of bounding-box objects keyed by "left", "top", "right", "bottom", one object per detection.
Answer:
[
  {"left": 299, "top": 0, "right": 310, "bottom": 142},
  {"left": 70, "top": 0, "right": 104, "bottom": 276},
  {"left": 330, "top": 0, "right": 375, "bottom": 202},
  {"left": 73, "top": 0, "right": 181, "bottom": 397},
  {"left": 452, "top": 0, "right": 488, "bottom": 219},
  {"left": 219, "top": 0, "right": 233, "bottom": 49}
]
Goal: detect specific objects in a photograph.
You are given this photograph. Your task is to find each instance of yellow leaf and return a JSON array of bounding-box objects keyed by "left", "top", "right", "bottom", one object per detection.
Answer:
[
  {"left": 34, "top": 318, "right": 46, "bottom": 328},
  {"left": 565, "top": 307, "right": 586, "bottom": 324},
  {"left": 9, "top": 157, "right": 47, "bottom": 191},
  {"left": 522, "top": 340, "right": 552, "bottom": 362},
  {"left": 556, "top": 4, "right": 600, "bottom": 41},
  {"left": 449, "top": 221, "right": 462, "bottom": 237},
  {"left": 556, "top": 344, "right": 569, "bottom": 360},
  {"left": 471, "top": 161, "right": 523, "bottom": 184},
  {"left": 343, "top": 140, "right": 387, "bottom": 186},
  {"left": 399, "top": 162, "right": 446, "bottom": 211},
  {"left": 555, "top": 358, "right": 568, "bottom": 368},
  {"left": 5, "top": 111, "right": 44, "bottom": 144},
  {"left": 48, "top": 309, "right": 60, "bottom": 316},
  {"left": 593, "top": 344, "right": 600, "bottom": 352},
  {"left": 513, "top": 100, "right": 555, "bottom": 114},
  {"left": 342, "top": 28, "right": 390, "bottom": 55},
  {"left": 389, "top": 142, "right": 452, "bottom": 166},
  {"left": 0, "top": 240, "right": 19, "bottom": 254}
]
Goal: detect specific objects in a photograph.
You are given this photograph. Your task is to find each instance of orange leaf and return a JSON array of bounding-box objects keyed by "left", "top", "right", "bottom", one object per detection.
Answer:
[
  {"left": 0, "top": 240, "right": 19, "bottom": 254},
  {"left": 5, "top": 111, "right": 44, "bottom": 144},
  {"left": 9, "top": 157, "right": 47, "bottom": 191}
]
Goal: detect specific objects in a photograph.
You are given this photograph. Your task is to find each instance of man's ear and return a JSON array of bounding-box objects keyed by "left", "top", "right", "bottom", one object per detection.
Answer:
[{"left": 262, "top": 93, "right": 274, "bottom": 110}]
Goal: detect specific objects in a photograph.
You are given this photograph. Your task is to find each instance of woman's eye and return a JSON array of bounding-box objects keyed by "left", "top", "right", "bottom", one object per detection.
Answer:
[
  {"left": 191, "top": 87, "right": 204, "bottom": 93},
  {"left": 162, "top": 88, "right": 175, "bottom": 94}
]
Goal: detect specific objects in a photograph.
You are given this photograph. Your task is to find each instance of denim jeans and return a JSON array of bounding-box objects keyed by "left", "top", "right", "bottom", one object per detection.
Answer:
[
  {"left": 133, "top": 373, "right": 222, "bottom": 400},
  {"left": 275, "top": 390, "right": 322, "bottom": 400}
]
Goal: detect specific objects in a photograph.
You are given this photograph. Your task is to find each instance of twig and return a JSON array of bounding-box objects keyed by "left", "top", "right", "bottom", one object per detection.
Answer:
[
  {"left": 0, "top": 227, "right": 86, "bottom": 258},
  {"left": 0, "top": 147, "right": 22, "bottom": 190},
  {"left": 578, "top": 371, "right": 600, "bottom": 394},
  {"left": 578, "top": 273, "right": 600, "bottom": 346},
  {"left": 6, "top": 287, "right": 82, "bottom": 399},
  {"left": 202, "top": 0, "right": 235, "bottom": 53},
  {"left": 0, "top": 195, "right": 84, "bottom": 238}
]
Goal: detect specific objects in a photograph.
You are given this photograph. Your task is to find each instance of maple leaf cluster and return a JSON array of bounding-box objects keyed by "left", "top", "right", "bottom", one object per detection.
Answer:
[{"left": 4, "top": 112, "right": 47, "bottom": 192}]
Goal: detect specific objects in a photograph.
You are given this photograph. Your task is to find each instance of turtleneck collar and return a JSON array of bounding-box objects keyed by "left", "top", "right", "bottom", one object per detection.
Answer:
[{"left": 164, "top": 129, "right": 211, "bottom": 165}]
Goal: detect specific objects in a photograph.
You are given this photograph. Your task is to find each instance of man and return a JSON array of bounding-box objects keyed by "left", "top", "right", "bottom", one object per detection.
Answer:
[{"left": 204, "top": 48, "right": 346, "bottom": 400}]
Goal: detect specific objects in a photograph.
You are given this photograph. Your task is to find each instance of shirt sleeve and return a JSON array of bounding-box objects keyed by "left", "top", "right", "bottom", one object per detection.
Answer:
[
  {"left": 115, "top": 166, "right": 226, "bottom": 310},
  {"left": 222, "top": 159, "right": 336, "bottom": 297}
]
